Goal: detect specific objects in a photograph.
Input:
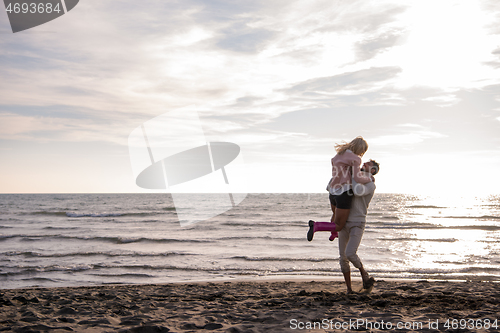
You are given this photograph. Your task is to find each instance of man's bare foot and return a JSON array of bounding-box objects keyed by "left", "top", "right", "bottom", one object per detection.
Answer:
[{"left": 362, "top": 276, "right": 375, "bottom": 290}]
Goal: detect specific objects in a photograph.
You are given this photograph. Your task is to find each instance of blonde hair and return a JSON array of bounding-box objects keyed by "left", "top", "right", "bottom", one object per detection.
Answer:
[{"left": 335, "top": 136, "right": 368, "bottom": 156}]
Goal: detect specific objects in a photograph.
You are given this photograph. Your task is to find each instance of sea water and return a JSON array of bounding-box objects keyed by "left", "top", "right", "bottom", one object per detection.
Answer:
[{"left": 0, "top": 193, "right": 499, "bottom": 289}]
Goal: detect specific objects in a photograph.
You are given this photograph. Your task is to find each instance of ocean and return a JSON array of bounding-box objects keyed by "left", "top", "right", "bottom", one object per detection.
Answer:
[{"left": 0, "top": 193, "right": 499, "bottom": 289}]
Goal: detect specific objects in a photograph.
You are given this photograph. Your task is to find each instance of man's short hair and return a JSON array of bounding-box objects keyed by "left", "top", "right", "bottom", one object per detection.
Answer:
[{"left": 369, "top": 159, "right": 380, "bottom": 175}]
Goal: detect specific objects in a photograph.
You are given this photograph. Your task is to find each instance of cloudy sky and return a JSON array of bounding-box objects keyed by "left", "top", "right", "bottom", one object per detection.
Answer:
[{"left": 1, "top": 0, "right": 500, "bottom": 195}]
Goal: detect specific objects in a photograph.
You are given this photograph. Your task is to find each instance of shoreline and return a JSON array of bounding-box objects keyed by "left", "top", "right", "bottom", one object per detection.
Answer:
[
  {"left": 4, "top": 274, "right": 497, "bottom": 292},
  {"left": 1, "top": 278, "right": 499, "bottom": 332}
]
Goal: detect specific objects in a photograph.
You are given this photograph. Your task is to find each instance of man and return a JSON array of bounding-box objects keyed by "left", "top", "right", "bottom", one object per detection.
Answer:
[{"left": 338, "top": 159, "right": 379, "bottom": 293}]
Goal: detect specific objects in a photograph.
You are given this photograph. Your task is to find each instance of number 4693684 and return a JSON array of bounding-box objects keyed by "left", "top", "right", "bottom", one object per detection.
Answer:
[
  {"left": 444, "top": 319, "right": 498, "bottom": 330},
  {"left": 6, "top": 2, "right": 62, "bottom": 14}
]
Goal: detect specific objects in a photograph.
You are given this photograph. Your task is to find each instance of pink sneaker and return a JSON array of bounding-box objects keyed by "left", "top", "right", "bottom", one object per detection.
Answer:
[{"left": 329, "top": 231, "right": 338, "bottom": 241}]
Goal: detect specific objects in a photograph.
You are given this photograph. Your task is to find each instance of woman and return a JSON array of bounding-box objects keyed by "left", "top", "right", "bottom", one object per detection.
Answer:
[{"left": 308, "top": 136, "right": 371, "bottom": 242}]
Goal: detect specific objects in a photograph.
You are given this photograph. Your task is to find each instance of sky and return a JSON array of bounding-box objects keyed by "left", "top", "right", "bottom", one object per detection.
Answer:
[{"left": 1, "top": 0, "right": 500, "bottom": 195}]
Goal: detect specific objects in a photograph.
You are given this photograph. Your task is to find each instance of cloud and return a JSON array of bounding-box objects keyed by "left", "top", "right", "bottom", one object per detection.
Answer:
[
  {"left": 215, "top": 22, "right": 276, "bottom": 53},
  {"left": 251, "top": 84, "right": 500, "bottom": 157},
  {"left": 421, "top": 94, "right": 460, "bottom": 107},
  {"left": 397, "top": 123, "right": 425, "bottom": 129},
  {"left": 485, "top": 47, "right": 500, "bottom": 68},
  {"left": 0, "top": 107, "right": 137, "bottom": 145},
  {"left": 2, "top": 0, "right": 500, "bottom": 194},
  {"left": 189, "top": 0, "right": 276, "bottom": 23},
  {"left": 285, "top": 67, "right": 402, "bottom": 94},
  {"left": 4, "top": 0, "right": 494, "bottom": 137},
  {"left": 0, "top": 113, "right": 72, "bottom": 141},
  {"left": 315, "top": 3, "right": 408, "bottom": 34},
  {"left": 230, "top": 96, "right": 265, "bottom": 108},
  {"left": 369, "top": 131, "right": 447, "bottom": 146},
  {"left": 480, "top": 0, "right": 500, "bottom": 34},
  {"left": 354, "top": 31, "right": 405, "bottom": 61}
]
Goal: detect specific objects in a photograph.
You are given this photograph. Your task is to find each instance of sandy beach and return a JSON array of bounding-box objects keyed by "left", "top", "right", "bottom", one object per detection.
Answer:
[{"left": 1, "top": 279, "right": 499, "bottom": 332}]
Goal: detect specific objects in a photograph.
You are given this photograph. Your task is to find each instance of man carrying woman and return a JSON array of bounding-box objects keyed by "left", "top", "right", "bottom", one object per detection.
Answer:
[{"left": 308, "top": 136, "right": 380, "bottom": 293}]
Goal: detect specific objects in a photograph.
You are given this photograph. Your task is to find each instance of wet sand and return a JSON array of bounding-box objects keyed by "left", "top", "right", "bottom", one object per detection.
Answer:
[{"left": 1, "top": 279, "right": 499, "bottom": 332}]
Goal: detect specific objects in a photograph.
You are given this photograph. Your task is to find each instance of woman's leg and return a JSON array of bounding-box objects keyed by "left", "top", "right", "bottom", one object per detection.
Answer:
[
  {"left": 306, "top": 210, "right": 349, "bottom": 242},
  {"left": 332, "top": 208, "right": 350, "bottom": 232},
  {"left": 329, "top": 204, "right": 336, "bottom": 241},
  {"left": 332, "top": 189, "right": 354, "bottom": 233},
  {"left": 307, "top": 220, "right": 338, "bottom": 241},
  {"left": 307, "top": 191, "right": 349, "bottom": 241}
]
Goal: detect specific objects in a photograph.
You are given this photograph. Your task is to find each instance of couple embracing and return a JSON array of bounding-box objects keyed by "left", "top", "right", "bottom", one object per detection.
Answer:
[{"left": 308, "top": 136, "right": 380, "bottom": 294}]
